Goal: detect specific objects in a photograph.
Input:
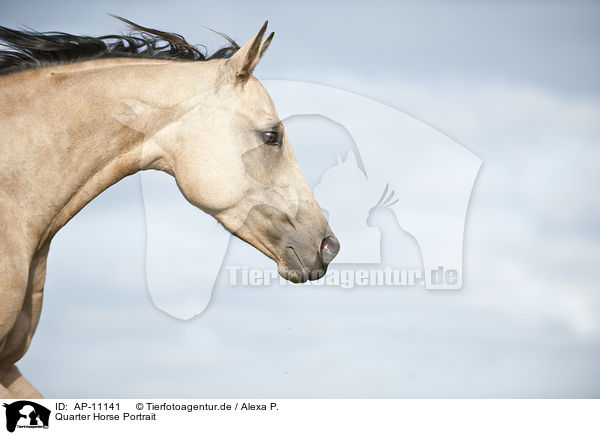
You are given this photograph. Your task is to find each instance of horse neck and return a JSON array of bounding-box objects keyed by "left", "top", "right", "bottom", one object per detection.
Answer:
[{"left": 0, "top": 59, "right": 215, "bottom": 255}]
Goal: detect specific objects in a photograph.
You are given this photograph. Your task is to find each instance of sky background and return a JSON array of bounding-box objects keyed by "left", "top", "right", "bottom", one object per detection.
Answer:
[{"left": 1, "top": 0, "right": 599, "bottom": 397}]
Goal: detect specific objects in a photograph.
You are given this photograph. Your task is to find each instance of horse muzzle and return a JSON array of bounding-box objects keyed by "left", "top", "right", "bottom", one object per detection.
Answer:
[{"left": 279, "top": 235, "right": 340, "bottom": 283}]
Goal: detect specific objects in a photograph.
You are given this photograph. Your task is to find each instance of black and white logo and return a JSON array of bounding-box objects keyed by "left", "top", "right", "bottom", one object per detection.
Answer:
[{"left": 2, "top": 401, "right": 50, "bottom": 433}]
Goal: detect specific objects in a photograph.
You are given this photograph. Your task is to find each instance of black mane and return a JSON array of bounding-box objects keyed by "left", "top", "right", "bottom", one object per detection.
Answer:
[{"left": 0, "top": 16, "right": 240, "bottom": 76}]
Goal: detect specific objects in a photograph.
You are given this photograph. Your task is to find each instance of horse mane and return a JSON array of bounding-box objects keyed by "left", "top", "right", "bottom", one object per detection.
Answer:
[{"left": 0, "top": 16, "right": 240, "bottom": 76}]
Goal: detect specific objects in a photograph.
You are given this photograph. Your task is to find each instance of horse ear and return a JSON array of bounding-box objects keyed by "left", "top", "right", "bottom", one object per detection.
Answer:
[{"left": 221, "top": 21, "right": 273, "bottom": 83}]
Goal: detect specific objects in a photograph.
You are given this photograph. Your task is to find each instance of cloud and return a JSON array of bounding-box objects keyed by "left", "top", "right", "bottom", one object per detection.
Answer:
[{"left": 18, "top": 80, "right": 600, "bottom": 398}]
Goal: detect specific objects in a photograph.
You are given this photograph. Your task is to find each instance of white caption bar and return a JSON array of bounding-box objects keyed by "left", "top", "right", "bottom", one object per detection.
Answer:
[{"left": 1, "top": 399, "right": 598, "bottom": 435}]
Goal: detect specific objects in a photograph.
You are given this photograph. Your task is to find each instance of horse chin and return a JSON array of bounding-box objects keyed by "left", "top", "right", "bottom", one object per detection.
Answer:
[
  {"left": 277, "top": 247, "right": 327, "bottom": 283},
  {"left": 277, "top": 266, "right": 307, "bottom": 284},
  {"left": 277, "top": 265, "right": 327, "bottom": 284}
]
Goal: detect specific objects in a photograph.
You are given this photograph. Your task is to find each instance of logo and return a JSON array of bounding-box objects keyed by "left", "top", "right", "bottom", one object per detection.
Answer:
[
  {"left": 2, "top": 401, "right": 50, "bottom": 433},
  {"left": 137, "top": 80, "right": 482, "bottom": 319}
]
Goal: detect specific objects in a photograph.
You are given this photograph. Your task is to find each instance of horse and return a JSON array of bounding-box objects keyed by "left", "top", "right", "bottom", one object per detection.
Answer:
[{"left": 0, "top": 17, "right": 339, "bottom": 398}]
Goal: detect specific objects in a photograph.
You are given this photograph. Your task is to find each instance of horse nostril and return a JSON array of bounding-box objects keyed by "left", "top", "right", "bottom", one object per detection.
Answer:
[{"left": 320, "top": 236, "right": 340, "bottom": 266}]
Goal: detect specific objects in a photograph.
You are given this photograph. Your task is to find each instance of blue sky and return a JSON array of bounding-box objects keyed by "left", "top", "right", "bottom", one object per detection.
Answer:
[{"left": 2, "top": 0, "right": 599, "bottom": 397}]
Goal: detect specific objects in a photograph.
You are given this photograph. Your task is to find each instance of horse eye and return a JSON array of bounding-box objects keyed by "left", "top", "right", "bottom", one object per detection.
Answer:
[{"left": 261, "top": 130, "right": 280, "bottom": 146}]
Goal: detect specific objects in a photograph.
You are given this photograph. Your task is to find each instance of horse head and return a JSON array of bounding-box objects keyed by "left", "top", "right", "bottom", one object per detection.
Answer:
[{"left": 141, "top": 22, "right": 339, "bottom": 283}]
